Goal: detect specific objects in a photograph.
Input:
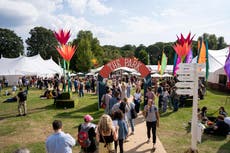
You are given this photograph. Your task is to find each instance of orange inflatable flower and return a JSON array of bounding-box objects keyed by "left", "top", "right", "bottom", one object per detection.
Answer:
[
  {"left": 56, "top": 44, "right": 76, "bottom": 61},
  {"left": 173, "top": 42, "right": 191, "bottom": 61},
  {"left": 54, "top": 29, "right": 70, "bottom": 45}
]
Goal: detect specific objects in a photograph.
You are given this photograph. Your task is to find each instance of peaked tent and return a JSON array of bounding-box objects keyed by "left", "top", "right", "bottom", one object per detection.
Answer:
[
  {"left": 0, "top": 55, "right": 63, "bottom": 85},
  {"left": 192, "top": 47, "right": 229, "bottom": 84}
]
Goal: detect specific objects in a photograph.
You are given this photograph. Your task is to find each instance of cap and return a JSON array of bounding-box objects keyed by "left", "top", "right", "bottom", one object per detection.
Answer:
[{"left": 84, "top": 114, "right": 93, "bottom": 122}]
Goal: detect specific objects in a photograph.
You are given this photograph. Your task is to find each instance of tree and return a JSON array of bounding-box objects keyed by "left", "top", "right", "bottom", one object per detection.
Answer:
[
  {"left": 102, "top": 45, "right": 121, "bottom": 64},
  {"left": 71, "top": 30, "right": 96, "bottom": 72},
  {"left": 217, "top": 36, "right": 227, "bottom": 49},
  {"left": 135, "top": 44, "right": 146, "bottom": 59},
  {"left": 208, "top": 34, "right": 217, "bottom": 50},
  {"left": 138, "top": 49, "right": 148, "bottom": 65},
  {"left": 0, "top": 28, "right": 24, "bottom": 58},
  {"left": 26, "top": 27, "right": 59, "bottom": 63},
  {"left": 146, "top": 44, "right": 161, "bottom": 64},
  {"left": 120, "top": 44, "right": 135, "bottom": 58}
]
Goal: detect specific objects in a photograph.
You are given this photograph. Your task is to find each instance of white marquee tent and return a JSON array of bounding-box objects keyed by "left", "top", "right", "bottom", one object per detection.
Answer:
[
  {"left": 192, "top": 47, "right": 229, "bottom": 84},
  {"left": 0, "top": 55, "right": 63, "bottom": 85}
]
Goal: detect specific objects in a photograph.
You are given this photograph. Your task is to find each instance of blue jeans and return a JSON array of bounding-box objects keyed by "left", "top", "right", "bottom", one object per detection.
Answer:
[
  {"left": 173, "top": 98, "right": 179, "bottom": 111},
  {"left": 79, "top": 90, "right": 84, "bottom": 97},
  {"left": 134, "top": 99, "right": 140, "bottom": 113},
  {"left": 128, "top": 118, "right": 135, "bottom": 132}
]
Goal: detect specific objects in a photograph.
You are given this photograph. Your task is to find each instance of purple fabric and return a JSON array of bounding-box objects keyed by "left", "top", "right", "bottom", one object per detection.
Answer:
[
  {"left": 174, "top": 56, "right": 181, "bottom": 76},
  {"left": 185, "top": 49, "right": 193, "bottom": 63},
  {"left": 224, "top": 47, "right": 230, "bottom": 79}
]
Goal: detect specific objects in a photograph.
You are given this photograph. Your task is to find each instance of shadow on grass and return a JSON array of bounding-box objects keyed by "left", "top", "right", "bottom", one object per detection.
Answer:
[
  {"left": 202, "top": 134, "right": 228, "bottom": 143},
  {"left": 217, "top": 140, "right": 230, "bottom": 153},
  {"left": 160, "top": 111, "right": 175, "bottom": 118},
  {"left": 0, "top": 104, "right": 55, "bottom": 121},
  {"left": 54, "top": 102, "right": 102, "bottom": 119},
  {"left": 208, "top": 89, "right": 230, "bottom": 96}
]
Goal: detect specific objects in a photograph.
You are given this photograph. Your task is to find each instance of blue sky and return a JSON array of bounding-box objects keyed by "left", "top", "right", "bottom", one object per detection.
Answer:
[{"left": 0, "top": 0, "right": 230, "bottom": 47}]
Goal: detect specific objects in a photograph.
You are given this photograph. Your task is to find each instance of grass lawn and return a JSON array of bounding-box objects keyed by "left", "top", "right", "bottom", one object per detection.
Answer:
[{"left": 0, "top": 88, "right": 229, "bottom": 153}]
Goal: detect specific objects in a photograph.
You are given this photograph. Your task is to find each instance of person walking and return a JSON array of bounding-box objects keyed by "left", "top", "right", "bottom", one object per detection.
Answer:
[
  {"left": 96, "top": 114, "right": 118, "bottom": 153},
  {"left": 78, "top": 115, "right": 97, "bottom": 153},
  {"left": 46, "top": 120, "right": 76, "bottom": 153},
  {"left": 133, "top": 88, "right": 142, "bottom": 113},
  {"left": 144, "top": 99, "right": 160, "bottom": 151},
  {"left": 17, "top": 88, "right": 27, "bottom": 116}
]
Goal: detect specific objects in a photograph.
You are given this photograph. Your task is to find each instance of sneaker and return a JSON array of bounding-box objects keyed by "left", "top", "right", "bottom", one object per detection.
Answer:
[
  {"left": 146, "top": 139, "right": 150, "bottom": 143},
  {"left": 16, "top": 114, "right": 22, "bottom": 117},
  {"left": 130, "top": 132, "right": 134, "bottom": 135},
  {"left": 23, "top": 114, "right": 27, "bottom": 116}
]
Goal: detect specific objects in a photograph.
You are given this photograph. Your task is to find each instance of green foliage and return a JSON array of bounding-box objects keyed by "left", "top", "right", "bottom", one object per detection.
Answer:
[
  {"left": 26, "top": 26, "right": 59, "bottom": 63},
  {"left": 0, "top": 28, "right": 24, "bottom": 58},
  {"left": 138, "top": 49, "right": 148, "bottom": 64},
  {"left": 199, "top": 33, "right": 228, "bottom": 50},
  {"left": 71, "top": 30, "right": 101, "bottom": 72}
]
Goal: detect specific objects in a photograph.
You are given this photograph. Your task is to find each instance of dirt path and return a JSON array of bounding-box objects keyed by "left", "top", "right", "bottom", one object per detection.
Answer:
[{"left": 123, "top": 96, "right": 167, "bottom": 153}]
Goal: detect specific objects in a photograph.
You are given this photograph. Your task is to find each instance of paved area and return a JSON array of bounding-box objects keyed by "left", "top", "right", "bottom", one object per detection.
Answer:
[
  {"left": 124, "top": 113, "right": 167, "bottom": 153},
  {"left": 123, "top": 96, "right": 167, "bottom": 153}
]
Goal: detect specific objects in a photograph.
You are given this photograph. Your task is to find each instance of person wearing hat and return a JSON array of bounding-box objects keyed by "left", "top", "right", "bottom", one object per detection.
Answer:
[{"left": 78, "top": 114, "right": 97, "bottom": 153}]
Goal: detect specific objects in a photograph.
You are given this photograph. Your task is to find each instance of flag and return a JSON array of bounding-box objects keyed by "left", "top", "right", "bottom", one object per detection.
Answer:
[
  {"left": 158, "top": 60, "right": 161, "bottom": 72},
  {"left": 197, "top": 39, "right": 206, "bottom": 64},
  {"left": 205, "top": 39, "right": 209, "bottom": 80},
  {"left": 185, "top": 49, "right": 193, "bottom": 63},
  {"left": 224, "top": 46, "right": 230, "bottom": 80},
  {"left": 160, "top": 52, "right": 167, "bottom": 75},
  {"left": 174, "top": 56, "right": 181, "bottom": 76},
  {"left": 173, "top": 53, "right": 177, "bottom": 75}
]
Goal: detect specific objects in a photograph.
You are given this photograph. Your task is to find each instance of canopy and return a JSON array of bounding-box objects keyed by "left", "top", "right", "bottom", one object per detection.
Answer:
[
  {"left": 0, "top": 55, "right": 62, "bottom": 76},
  {"left": 0, "top": 55, "right": 63, "bottom": 85},
  {"left": 192, "top": 47, "right": 229, "bottom": 83}
]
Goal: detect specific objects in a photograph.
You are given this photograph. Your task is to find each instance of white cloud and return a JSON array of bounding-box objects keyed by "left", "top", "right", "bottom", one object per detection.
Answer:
[
  {"left": 0, "top": 0, "right": 38, "bottom": 26},
  {"left": 67, "top": 0, "right": 112, "bottom": 15},
  {"left": 88, "top": 0, "right": 112, "bottom": 15}
]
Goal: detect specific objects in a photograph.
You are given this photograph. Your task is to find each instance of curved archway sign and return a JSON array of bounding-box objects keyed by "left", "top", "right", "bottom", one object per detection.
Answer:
[
  {"left": 97, "top": 57, "right": 151, "bottom": 109},
  {"left": 99, "top": 57, "right": 150, "bottom": 78}
]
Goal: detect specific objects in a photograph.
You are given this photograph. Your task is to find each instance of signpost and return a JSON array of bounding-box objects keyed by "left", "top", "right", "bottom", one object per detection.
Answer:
[
  {"left": 177, "top": 75, "right": 194, "bottom": 82},
  {"left": 176, "top": 63, "right": 205, "bottom": 152},
  {"left": 176, "top": 89, "right": 193, "bottom": 95},
  {"left": 175, "top": 82, "right": 194, "bottom": 89}
]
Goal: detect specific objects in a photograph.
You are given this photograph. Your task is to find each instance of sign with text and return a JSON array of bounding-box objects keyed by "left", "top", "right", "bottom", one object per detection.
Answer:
[
  {"left": 176, "top": 89, "right": 193, "bottom": 95},
  {"left": 177, "top": 75, "right": 194, "bottom": 81},
  {"left": 175, "top": 82, "right": 194, "bottom": 88},
  {"left": 99, "top": 58, "right": 150, "bottom": 78}
]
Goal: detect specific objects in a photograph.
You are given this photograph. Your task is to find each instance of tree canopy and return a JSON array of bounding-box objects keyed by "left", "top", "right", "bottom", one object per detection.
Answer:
[
  {"left": 0, "top": 28, "right": 24, "bottom": 58},
  {"left": 26, "top": 26, "right": 59, "bottom": 63}
]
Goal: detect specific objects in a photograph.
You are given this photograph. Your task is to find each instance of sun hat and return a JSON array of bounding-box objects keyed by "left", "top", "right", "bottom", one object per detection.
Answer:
[{"left": 84, "top": 114, "right": 93, "bottom": 122}]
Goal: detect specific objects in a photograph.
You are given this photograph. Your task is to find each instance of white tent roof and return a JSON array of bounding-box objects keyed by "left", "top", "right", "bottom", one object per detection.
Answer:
[
  {"left": 0, "top": 54, "right": 63, "bottom": 76},
  {"left": 192, "top": 47, "right": 229, "bottom": 73}
]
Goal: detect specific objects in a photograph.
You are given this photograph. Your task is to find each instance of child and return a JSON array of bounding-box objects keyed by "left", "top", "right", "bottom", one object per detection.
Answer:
[{"left": 113, "top": 110, "right": 128, "bottom": 153}]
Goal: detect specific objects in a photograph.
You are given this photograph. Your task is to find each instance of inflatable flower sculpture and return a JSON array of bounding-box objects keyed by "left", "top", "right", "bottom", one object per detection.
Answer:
[
  {"left": 54, "top": 29, "right": 70, "bottom": 45},
  {"left": 56, "top": 44, "right": 76, "bottom": 68},
  {"left": 173, "top": 33, "right": 194, "bottom": 62},
  {"left": 54, "top": 29, "right": 76, "bottom": 92}
]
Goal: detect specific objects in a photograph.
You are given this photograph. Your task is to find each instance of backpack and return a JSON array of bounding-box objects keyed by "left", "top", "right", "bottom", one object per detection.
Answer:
[
  {"left": 78, "top": 124, "right": 91, "bottom": 148},
  {"left": 19, "top": 91, "right": 27, "bottom": 101}
]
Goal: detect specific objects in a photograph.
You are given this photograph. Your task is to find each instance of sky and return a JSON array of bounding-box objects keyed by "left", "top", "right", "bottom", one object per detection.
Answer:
[{"left": 0, "top": 0, "right": 230, "bottom": 47}]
